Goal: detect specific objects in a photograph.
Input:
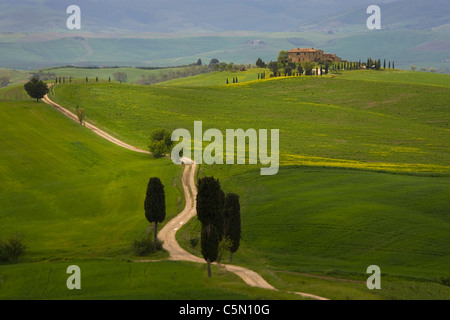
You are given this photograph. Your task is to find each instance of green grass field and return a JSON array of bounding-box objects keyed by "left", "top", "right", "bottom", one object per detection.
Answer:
[
  {"left": 0, "top": 85, "right": 302, "bottom": 300},
  {"left": 40, "top": 66, "right": 207, "bottom": 85},
  {"left": 48, "top": 69, "right": 450, "bottom": 299},
  {"left": 52, "top": 70, "right": 450, "bottom": 173},
  {"left": 0, "top": 98, "right": 184, "bottom": 261},
  {"left": 1, "top": 68, "right": 449, "bottom": 299},
  {"left": 0, "top": 260, "right": 301, "bottom": 300},
  {"left": 186, "top": 164, "right": 450, "bottom": 299}
]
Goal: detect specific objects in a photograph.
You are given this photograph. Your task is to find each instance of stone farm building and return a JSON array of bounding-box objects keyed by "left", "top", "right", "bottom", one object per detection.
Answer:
[{"left": 288, "top": 48, "right": 342, "bottom": 63}]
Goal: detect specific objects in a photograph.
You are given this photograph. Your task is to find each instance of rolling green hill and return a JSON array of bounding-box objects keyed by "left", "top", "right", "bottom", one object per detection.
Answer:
[
  {"left": 0, "top": 95, "right": 183, "bottom": 260},
  {"left": 52, "top": 70, "right": 450, "bottom": 172},
  {"left": 2, "top": 69, "right": 449, "bottom": 299},
  {"left": 49, "top": 69, "right": 450, "bottom": 299},
  {"left": 0, "top": 84, "right": 301, "bottom": 300}
]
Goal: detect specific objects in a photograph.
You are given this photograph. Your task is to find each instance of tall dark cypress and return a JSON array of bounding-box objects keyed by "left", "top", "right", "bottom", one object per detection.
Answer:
[
  {"left": 223, "top": 193, "right": 241, "bottom": 263},
  {"left": 197, "top": 177, "right": 224, "bottom": 277},
  {"left": 144, "top": 177, "right": 166, "bottom": 245},
  {"left": 201, "top": 225, "right": 219, "bottom": 278}
]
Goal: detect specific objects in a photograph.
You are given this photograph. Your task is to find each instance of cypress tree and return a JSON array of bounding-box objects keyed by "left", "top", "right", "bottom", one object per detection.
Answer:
[
  {"left": 201, "top": 225, "right": 219, "bottom": 278},
  {"left": 197, "top": 177, "right": 224, "bottom": 277},
  {"left": 144, "top": 177, "right": 166, "bottom": 246},
  {"left": 223, "top": 193, "right": 241, "bottom": 263}
]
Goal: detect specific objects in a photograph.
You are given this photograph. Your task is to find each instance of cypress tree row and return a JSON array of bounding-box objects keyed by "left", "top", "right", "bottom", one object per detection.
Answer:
[{"left": 197, "top": 177, "right": 241, "bottom": 276}]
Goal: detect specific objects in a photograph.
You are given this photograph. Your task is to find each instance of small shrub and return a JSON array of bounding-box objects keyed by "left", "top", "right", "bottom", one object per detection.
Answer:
[
  {"left": 0, "top": 235, "right": 26, "bottom": 264},
  {"left": 132, "top": 235, "right": 153, "bottom": 256},
  {"left": 189, "top": 237, "right": 199, "bottom": 248},
  {"left": 75, "top": 106, "right": 86, "bottom": 125},
  {"left": 216, "top": 237, "right": 233, "bottom": 264},
  {"left": 132, "top": 234, "right": 164, "bottom": 256},
  {"left": 154, "top": 238, "right": 164, "bottom": 251},
  {"left": 441, "top": 277, "right": 450, "bottom": 287},
  {"left": 0, "top": 239, "right": 5, "bottom": 263}
]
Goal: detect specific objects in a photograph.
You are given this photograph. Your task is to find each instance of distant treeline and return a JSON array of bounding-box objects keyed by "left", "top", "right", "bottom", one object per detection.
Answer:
[
  {"left": 137, "top": 65, "right": 210, "bottom": 85},
  {"left": 44, "top": 61, "right": 203, "bottom": 71}
]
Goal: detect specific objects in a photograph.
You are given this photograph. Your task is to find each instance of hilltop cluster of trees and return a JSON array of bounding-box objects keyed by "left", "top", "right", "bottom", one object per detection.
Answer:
[
  {"left": 30, "top": 70, "right": 56, "bottom": 81},
  {"left": 137, "top": 65, "right": 210, "bottom": 85},
  {"left": 197, "top": 177, "right": 241, "bottom": 277},
  {"left": 0, "top": 77, "right": 10, "bottom": 88},
  {"left": 210, "top": 59, "right": 251, "bottom": 73},
  {"left": 256, "top": 53, "right": 396, "bottom": 78},
  {"left": 411, "top": 65, "right": 445, "bottom": 73}
]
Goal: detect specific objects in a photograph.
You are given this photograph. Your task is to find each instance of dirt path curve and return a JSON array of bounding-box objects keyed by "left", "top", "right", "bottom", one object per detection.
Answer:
[
  {"left": 42, "top": 92, "right": 329, "bottom": 301},
  {"left": 42, "top": 94, "right": 150, "bottom": 155},
  {"left": 158, "top": 160, "right": 280, "bottom": 291}
]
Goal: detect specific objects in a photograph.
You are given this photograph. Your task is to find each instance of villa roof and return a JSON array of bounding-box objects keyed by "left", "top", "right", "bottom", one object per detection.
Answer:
[{"left": 288, "top": 48, "right": 321, "bottom": 53}]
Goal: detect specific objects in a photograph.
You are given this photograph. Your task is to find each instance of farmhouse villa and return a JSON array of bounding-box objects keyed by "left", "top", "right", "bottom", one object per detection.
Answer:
[{"left": 288, "top": 48, "right": 342, "bottom": 63}]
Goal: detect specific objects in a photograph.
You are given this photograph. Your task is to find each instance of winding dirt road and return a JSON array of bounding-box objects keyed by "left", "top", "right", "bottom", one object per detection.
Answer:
[
  {"left": 42, "top": 91, "right": 328, "bottom": 300},
  {"left": 42, "top": 94, "right": 150, "bottom": 155}
]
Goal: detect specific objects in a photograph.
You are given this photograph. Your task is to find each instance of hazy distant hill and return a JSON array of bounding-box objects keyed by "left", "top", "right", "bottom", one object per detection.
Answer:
[
  {"left": 0, "top": 0, "right": 449, "bottom": 72},
  {"left": 311, "top": 0, "right": 450, "bottom": 31},
  {"left": 1, "top": 0, "right": 404, "bottom": 33}
]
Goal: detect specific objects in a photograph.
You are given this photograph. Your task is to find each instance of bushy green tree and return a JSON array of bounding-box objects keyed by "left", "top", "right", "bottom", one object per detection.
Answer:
[
  {"left": 267, "top": 61, "right": 279, "bottom": 77},
  {"left": 209, "top": 58, "right": 219, "bottom": 69},
  {"left": 24, "top": 77, "right": 49, "bottom": 102},
  {"left": 149, "top": 128, "right": 173, "bottom": 158},
  {"left": 277, "top": 50, "right": 289, "bottom": 67},
  {"left": 297, "top": 64, "right": 304, "bottom": 76},
  {"left": 256, "top": 57, "right": 266, "bottom": 68},
  {"left": 113, "top": 71, "right": 128, "bottom": 82},
  {"left": 75, "top": 106, "right": 86, "bottom": 125},
  {"left": 302, "top": 61, "right": 315, "bottom": 75}
]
